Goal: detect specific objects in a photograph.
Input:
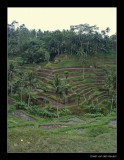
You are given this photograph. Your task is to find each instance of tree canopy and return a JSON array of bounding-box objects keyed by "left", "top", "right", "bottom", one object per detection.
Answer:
[{"left": 8, "top": 21, "right": 116, "bottom": 63}]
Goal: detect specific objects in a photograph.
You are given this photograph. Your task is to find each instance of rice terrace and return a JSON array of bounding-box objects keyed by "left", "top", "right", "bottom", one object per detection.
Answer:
[{"left": 8, "top": 11, "right": 117, "bottom": 153}]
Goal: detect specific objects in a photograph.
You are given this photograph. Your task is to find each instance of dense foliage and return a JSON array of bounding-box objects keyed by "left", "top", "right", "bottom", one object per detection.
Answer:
[{"left": 8, "top": 21, "right": 116, "bottom": 64}]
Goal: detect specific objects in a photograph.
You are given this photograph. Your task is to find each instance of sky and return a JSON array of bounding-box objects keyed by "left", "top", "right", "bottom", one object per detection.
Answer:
[{"left": 8, "top": 7, "right": 117, "bottom": 36}]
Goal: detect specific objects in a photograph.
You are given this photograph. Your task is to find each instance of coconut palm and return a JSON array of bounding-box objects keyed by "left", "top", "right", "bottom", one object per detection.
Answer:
[
  {"left": 25, "top": 71, "right": 37, "bottom": 108},
  {"left": 76, "top": 94, "right": 81, "bottom": 106},
  {"left": 17, "top": 71, "right": 25, "bottom": 103},
  {"left": 64, "top": 84, "right": 70, "bottom": 106},
  {"left": 8, "top": 63, "right": 16, "bottom": 95},
  {"left": 53, "top": 74, "right": 63, "bottom": 119}
]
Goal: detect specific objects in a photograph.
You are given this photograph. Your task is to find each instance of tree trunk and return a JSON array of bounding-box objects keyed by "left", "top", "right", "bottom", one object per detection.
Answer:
[
  {"left": 11, "top": 85, "right": 13, "bottom": 95},
  {"left": 82, "top": 64, "right": 84, "bottom": 79},
  {"left": 21, "top": 87, "right": 22, "bottom": 104},
  {"left": 78, "top": 100, "right": 79, "bottom": 106},
  {"left": 64, "top": 96, "right": 66, "bottom": 106},
  {"left": 56, "top": 96, "right": 59, "bottom": 119},
  {"left": 28, "top": 89, "right": 31, "bottom": 108},
  {"left": 58, "top": 44, "right": 60, "bottom": 55},
  {"left": 111, "top": 95, "right": 114, "bottom": 112},
  {"left": 67, "top": 96, "right": 68, "bottom": 105},
  {"left": 71, "top": 45, "right": 72, "bottom": 55},
  {"left": 65, "top": 95, "right": 68, "bottom": 107},
  {"left": 108, "top": 89, "right": 109, "bottom": 95}
]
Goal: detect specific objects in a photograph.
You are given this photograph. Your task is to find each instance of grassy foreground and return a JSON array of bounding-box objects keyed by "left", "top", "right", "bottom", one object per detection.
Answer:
[
  {"left": 8, "top": 128, "right": 116, "bottom": 153},
  {"left": 8, "top": 110, "right": 117, "bottom": 153}
]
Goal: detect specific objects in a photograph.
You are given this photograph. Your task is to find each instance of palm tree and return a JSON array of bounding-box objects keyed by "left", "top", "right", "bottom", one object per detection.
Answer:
[
  {"left": 82, "top": 52, "right": 87, "bottom": 80},
  {"left": 64, "top": 71, "right": 69, "bottom": 85},
  {"left": 8, "top": 63, "right": 16, "bottom": 95},
  {"left": 17, "top": 71, "right": 25, "bottom": 103},
  {"left": 64, "top": 84, "right": 70, "bottom": 106},
  {"left": 25, "top": 71, "right": 37, "bottom": 108},
  {"left": 53, "top": 74, "right": 63, "bottom": 119},
  {"left": 76, "top": 94, "right": 81, "bottom": 106},
  {"left": 106, "top": 27, "right": 110, "bottom": 36}
]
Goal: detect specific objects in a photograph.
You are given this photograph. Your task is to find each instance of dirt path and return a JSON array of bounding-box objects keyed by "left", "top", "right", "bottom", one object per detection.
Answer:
[
  {"left": 39, "top": 118, "right": 96, "bottom": 130},
  {"left": 12, "top": 110, "right": 35, "bottom": 121}
]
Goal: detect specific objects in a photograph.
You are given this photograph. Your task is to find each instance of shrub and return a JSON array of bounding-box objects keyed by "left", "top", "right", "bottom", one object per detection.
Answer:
[
  {"left": 89, "top": 104, "right": 96, "bottom": 114},
  {"left": 54, "top": 59, "right": 59, "bottom": 64},
  {"left": 45, "top": 62, "right": 52, "bottom": 68},
  {"left": 59, "top": 109, "right": 72, "bottom": 116},
  {"left": 38, "top": 109, "right": 57, "bottom": 118},
  {"left": 15, "top": 101, "right": 28, "bottom": 110},
  {"left": 89, "top": 104, "right": 102, "bottom": 114},
  {"left": 44, "top": 105, "right": 55, "bottom": 112},
  {"left": 27, "top": 105, "right": 57, "bottom": 118},
  {"left": 28, "top": 105, "right": 39, "bottom": 115},
  {"left": 8, "top": 104, "right": 16, "bottom": 112},
  {"left": 84, "top": 113, "right": 104, "bottom": 118}
]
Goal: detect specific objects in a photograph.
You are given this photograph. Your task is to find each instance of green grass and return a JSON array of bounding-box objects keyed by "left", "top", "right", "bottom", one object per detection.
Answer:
[
  {"left": 8, "top": 53, "right": 117, "bottom": 153},
  {"left": 8, "top": 112, "right": 117, "bottom": 152},
  {"left": 8, "top": 93, "right": 117, "bottom": 153},
  {"left": 45, "top": 60, "right": 82, "bottom": 69}
]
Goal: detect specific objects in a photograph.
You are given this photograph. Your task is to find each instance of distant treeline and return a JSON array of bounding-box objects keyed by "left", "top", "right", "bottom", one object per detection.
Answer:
[{"left": 8, "top": 21, "right": 116, "bottom": 64}]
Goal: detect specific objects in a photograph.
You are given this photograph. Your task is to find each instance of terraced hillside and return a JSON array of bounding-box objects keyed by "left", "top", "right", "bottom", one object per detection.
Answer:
[
  {"left": 8, "top": 54, "right": 117, "bottom": 153},
  {"left": 18, "top": 55, "right": 116, "bottom": 113}
]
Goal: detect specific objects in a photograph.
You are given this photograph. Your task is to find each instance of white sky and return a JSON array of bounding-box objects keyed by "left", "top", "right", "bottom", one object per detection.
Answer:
[{"left": 8, "top": 7, "right": 117, "bottom": 36}]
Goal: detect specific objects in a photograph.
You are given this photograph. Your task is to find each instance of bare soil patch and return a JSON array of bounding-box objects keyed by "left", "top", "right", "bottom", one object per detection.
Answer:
[
  {"left": 12, "top": 111, "right": 35, "bottom": 121},
  {"left": 68, "top": 117, "right": 84, "bottom": 122},
  {"left": 77, "top": 129, "right": 85, "bottom": 133},
  {"left": 108, "top": 120, "right": 117, "bottom": 127},
  {"left": 39, "top": 125, "right": 61, "bottom": 130}
]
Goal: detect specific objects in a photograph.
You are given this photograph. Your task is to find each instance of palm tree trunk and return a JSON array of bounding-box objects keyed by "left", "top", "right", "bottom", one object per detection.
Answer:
[
  {"left": 57, "top": 102, "right": 59, "bottom": 119},
  {"left": 78, "top": 100, "right": 79, "bottom": 106},
  {"left": 83, "top": 64, "right": 84, "bottom": 79},
  {"left": 111, "top": 95, "right": 114, "bottom": 112},
  {"left": 11, "top": 85, "right": 13, "bottom": 95},
  {"left": 57, "top": 97, "right": 59, "bottom": 119},
  {"left": 71, "top": 45, "right": 72, "bottom": 55},
  {"left": 64, "top": 96, "right": 66, "bottom": 106},
  {"left": 67, "top": 96, "right": 68, "bottom": 105},
  {"left": 58, "top": 44, "right": 60, "bottom": 55},
  {"left": 28, "top": 93, "right": 30, "bottom": 108},
  {"left": 21, "top": 87, "right": 22, "bottom": 103}
]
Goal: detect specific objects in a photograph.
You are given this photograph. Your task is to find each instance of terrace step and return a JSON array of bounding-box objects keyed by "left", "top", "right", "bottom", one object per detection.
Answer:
[
  {"left": 87, "top": 92, "right": 107, "bottom": 105},
  {"left": 36, "top": 95, "right": 64, "bottom": 107}
]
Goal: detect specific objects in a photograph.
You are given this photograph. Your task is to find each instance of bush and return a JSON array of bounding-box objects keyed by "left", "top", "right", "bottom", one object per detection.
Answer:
[
  {"left": 28, "top": 105, "right": 57, "bottom": 118},
  {"left": 54, "top": 59, "right": 59, "bottom": 64},
  {"left": 84, "top": 113, "right": 104, "bottom": 118},
  {"left": 28, "top": 105, "right": 39, "bottom": 115},
  {"left": 8, "top": 104, "right": 16, "bottom": 112},
  {"left": 89, "top": 104, "right": 96, "bottom": 114},
  {"left": 89, "top": 104, "right": 102, "bottom": 114},
  {"left": 59, "top": 109, "right": 72, "bottom": 116},
  {"left": 15, "top": 101, "right": 28, "bottom": 110},
  {"left": 44, "top": 105, "right": 55, "bottom": 112},
  {"left": 45, "top": 62, "right": 52, "bottom": 68},
  {"left": 38, "top": 109, "right": 57, "bottom": 118}
]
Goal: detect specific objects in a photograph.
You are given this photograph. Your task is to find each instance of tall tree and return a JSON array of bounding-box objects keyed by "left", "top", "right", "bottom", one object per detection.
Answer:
[
  {"left": 8, "top": 63, "right": 16, "bottom": 95},
  {"left": 64, "top": 71, "right": 69, "bottom": 84},
  {"left": 17, "top": 72, "right": 25, "bottom": 103},
  {"left": 25, "top": 71, "right": 37, "bottom": 108},
  {"left": 53, "top": 74, "right": 63, "bottom": 119}
]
